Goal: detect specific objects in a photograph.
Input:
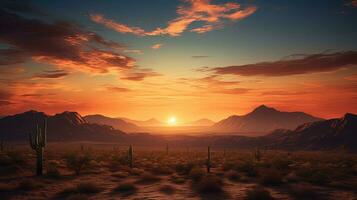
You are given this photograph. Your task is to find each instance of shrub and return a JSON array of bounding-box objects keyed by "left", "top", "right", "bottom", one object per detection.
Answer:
[
  {"left": 170, "top": 175, "right": 186, "bottom": 184},
  {"left": 225, "top": 170, "right": 240, "bottom": 182},
  {"left": 245, "top": 186, "right": 274, "bottom": 200},
  {"left": 46, "top": 161, "right": 61, "bottom": 179},
  {"left": 289, "top": 183, "right": 318, "bottom": 199},
  {"left": 65, "top": 153, "right": 92, "bottom": 175},
  {"left": 136, "top": 172, "right": 161, "bottom": 184},
  {"left": 189, "top": 167, "right": 205, "bottom": 182},
  {"left": 259, "top": 168, "right": 283, "bottom": 185},
  {"left": 175, "top": 162, "right": 195, "bottom": 175},
  {"left": 58, "top": 182, "right": 102, "bottom": 197},
  {"left": 159, "top": 185, "right": 175, "bottom": 195},
  {"left": 195, "top": 175, "right": 223, "bottom": 194},
  {"left": 16, "top": 179, "right": 42, "bottom": 191},
  {"left": 113, "top": 182, "right": 137, "bottom": 196},
  {"left": 237, "top": 160, "right": 257, "bottom": 177}
]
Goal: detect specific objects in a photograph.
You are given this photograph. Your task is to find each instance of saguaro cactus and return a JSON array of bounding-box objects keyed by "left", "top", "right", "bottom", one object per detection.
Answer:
[
  {"left": 0, "top": 137, "right": 4, "bottom": 152},
  {"left": 128, "top": 145, "right": 133, "bottom": 168},
  {"left": 254, "top": 147, "right": 261, "bottom": 162},
  {"left": 29, "top": 119, "right": 47, "bottom": 176},
  {"left": 206, "top": 146, "right": 211, "bottom": 173}
]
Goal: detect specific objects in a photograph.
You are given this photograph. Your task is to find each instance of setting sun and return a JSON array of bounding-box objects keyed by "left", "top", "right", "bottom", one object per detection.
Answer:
[{"left": 167, "top": 116, "right": 177, "bottom": 126}]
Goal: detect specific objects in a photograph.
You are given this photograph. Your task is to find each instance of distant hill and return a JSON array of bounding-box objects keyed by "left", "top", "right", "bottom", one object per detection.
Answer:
[
  {"left": 264, "top": 113, "right": 357, "bottom": 150},
  {"left": 211, "top": 105, "right": 323, "bottom": 134},
  {"left": 84, "top": 114, "right": 142, "bottom": 133},
  {"left": 120, "top": 117, "right": 164, "bottom": 127},
  {"left": 0, "top": 110, "right": 126, "bottom": 142},
  {"left": 186, "top": 118, "right": 215, "bottom": 126}
]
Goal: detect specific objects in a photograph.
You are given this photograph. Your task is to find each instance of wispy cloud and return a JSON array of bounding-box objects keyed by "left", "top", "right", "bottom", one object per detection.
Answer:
[
  {"left": 151, "top": 43, "right": 163, "bottom": 49},
  {"left": 209, "top": 51, "right": 357, "bottom": 77},
  {"left": 90, "top": 0, "right": 257, "bottom": 36},
  {"left": 32, "top": 70, "right": 69, "bottom": 79},
  {"left": 192, "top": 55, "right": 210, "bottom": 59},
  {"left": 106, "top": 86, "right": 131, "bottom": 93}
]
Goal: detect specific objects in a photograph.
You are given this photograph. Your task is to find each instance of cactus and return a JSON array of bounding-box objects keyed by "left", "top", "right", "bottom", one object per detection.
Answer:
[
  {"left": 254, "top": 147, "right": 261, "bottom": 162},
  {"left": 128, "top": 145, "right": 133, "bottom": 168},
  {"left": 0, "top": 137, "right": 4, "bottom": 152},
  {"left": 80, "top": 144, "right": 84, "bottom": 151},
  {"left": 206, "top": 146, "right": 211, "bottom": 173},
  {"left": 165, "top": 144, "right": 168, "bottom": 155},
  {"left": 29, "top": 119, "right": 47, "bottom": 176}
]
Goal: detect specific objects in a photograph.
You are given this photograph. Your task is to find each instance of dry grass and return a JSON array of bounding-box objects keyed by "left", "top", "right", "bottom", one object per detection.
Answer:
[
  {"left": 113, "top": 182, "right": 138, "bottom": 196},
  {"left": 245, "top": 186, "right": 274, "bottom": 200},
  {"left": 57, "top": 182, "right": 103, "bottom": 198}
]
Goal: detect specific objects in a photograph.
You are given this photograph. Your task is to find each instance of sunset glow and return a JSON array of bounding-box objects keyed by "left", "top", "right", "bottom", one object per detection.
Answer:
[
  {"left": 0, "top": 0, "right": 356, "bottom": 122},
  {"left": 167, "top": 116, "right": 177, "bottom": 126}
]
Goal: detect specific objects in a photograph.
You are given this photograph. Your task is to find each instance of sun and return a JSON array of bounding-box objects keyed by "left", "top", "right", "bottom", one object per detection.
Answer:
[{"left": 167, "top": 116, "right": 177, "bottom": 126}]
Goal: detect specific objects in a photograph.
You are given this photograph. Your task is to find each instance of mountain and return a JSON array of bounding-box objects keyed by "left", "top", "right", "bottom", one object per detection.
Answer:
[
  {"left": 120, "top": 117, "right": 164, "bottom": 127},
  {"left": 211, "top": 105, "right": 323, "bottom": 134},
  {"left": 0, "top": 110, "right": 126, "bottom": 142},
  {"left": 186, "top": 118, "right": 215, "bottom": 126},
  {"left": 265, "top": 113, "right": 357, "bottom": 150},
  {"left": 84, "top": 114, "right": 142, "bottom": 133}
]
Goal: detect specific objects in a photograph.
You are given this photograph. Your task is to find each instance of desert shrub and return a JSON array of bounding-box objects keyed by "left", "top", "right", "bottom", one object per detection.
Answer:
[
  {"left": 236, "top": 160, "right": 257, "bottom": 177},
  {"left": 170, "top": 174, "right": 186, "bottom": 184},
  {"left": 175, "top": 162, "right": 195, "bottom": 175},
  {"left": 225, "top": 170, "right": 240, "bottom": 182},
  {"left": 245, "top": 186, "right": 274, "bottom": 200},
  {"left": 150, "top": 165, "right": 173, "bottom": 175},
  {"left": 111, "top": 171, "right": 129, "bottom": 179},
  {"left": 159, "top": 185, "right": 175, "bottom": 195},
  {"left": 189, "top": 167, "right": 205, "bottom": 182},
  {"left": 66, "top": 194, "right": 89, "bottom": 200},
  {"left": 270, "top": 157, "right": 292, "bottom": 170},
  {"left": 58, "top": 182, "right": 102, "bottom": 197},
  {"left": 65, "top": 153, "right": 92, "bottom": 175},
  {"left": 296, "top": 167, "right": 330, "bottom": 185},
  {"left": 136, "top": 172, "right": 161, "bottom": 184},
  {"left": 113, "top": 182, "right": 137, "bottom": 196},
  {"left": 16, "top": 179, "right": 42, "bottom": 191},
  {"left": 195, "top": 175, "right": 223, "bottom": 194},
  {"left": 46, "top": 161, "right": 61, "bottom": 179},
  {"left": 289, "top": 183, "right": 318, "bottom": 199},
  {"left": 7, "top": 151, "right": 26, "bottom": 165},
  {"left": 222, "top": 162, "right": 235, "bottom": 171},
  {"left": 259, "top": 168, "right": 283, "bottom": 185}
]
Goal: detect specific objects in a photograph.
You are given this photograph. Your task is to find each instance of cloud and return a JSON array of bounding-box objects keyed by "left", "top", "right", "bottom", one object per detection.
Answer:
[
  {"left": 106, "top": 86, "right": 131, "bottom": 93},
  {"left": 90, "top": 14, "right": 146, "bottom": 36},
  {"left": 192, "top": 55, "right": 210, "bottom": 59},
  {"left": 0, "top": 89, "right": 13, "bottom": 106},
  {"left": 0, "top": 5, "right": 135, "bottom": 73},
  {"left": 346, "top": 0, "right": 357, "bottom": 7},
  {"left": 209, "top": 51, "right": 357, "bottom": 77},
  {"left": 32, "top": 70, "right": 69, "bottom": 79},
  {"left": 151, "top": 43, "right": 163, "bottom": 49},
  {"left": 121, "top": 69, "right": 161, "bottom": 81},
  {"left": 90, "top": 0, "right": 257, "bottom": 36}
]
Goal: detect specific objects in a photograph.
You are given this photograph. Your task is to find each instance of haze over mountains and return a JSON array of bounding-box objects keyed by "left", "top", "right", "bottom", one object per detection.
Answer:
[
  {"left": 211, "top": 105, "right": 323, "bottom": 134},
  {"left": 1, "top": 106, "right": 356, "bottom": 150}
]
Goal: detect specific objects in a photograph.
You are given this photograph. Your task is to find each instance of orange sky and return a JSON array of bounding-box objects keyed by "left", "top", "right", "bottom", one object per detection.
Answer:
[{"left": 1, "top": 0, "right": 357, "bottom": 122}]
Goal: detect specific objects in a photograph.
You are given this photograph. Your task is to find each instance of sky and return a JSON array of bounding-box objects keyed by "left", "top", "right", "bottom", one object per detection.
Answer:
[{"left": 1, "top": 0, "right": 357, "bottom": 123}]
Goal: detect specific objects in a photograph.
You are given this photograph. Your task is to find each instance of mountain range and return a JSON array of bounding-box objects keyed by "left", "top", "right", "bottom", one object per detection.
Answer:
[
  {"left": 84, "top": 114, "right": 142, "bottom": 133},
  {"left": 211, "top": 105, "right": 323, "bottom": 134}
]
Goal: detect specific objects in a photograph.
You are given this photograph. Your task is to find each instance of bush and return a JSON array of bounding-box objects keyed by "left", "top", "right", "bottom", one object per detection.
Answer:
[
  {"left": 289, "top": 183, "right": 318, "bottom": 199},
  {"left": 136, "top": 172, "right": 161, "bottom": 184},
  {"left": 170, "top": 175, "right": 186, "bottom": 184},
  {"left": 237, "top": 160, "right": 257, "bottom": 177},
  {"left": 65, "top": 153, "right": 92, "bottom": 175},
  {"left": 113, "top": 182, "right": 137, "bottom": 196},
  {"left": 259, "top": 168, "right": 283, "bottom": 185},
  {"left": 226, "top": 170, "right": 240, "bottom": 182},
  {"left": 159, "top": 185, "right": 175, "bottom": 195},
  {"left": 245, "top": 186, "right": 274, "bottom": 200},
  {"left": 58, "top": 182, "right": 102, "bottom": 197},
  {"left": 16, "top": 179, "right": 42, "bottom": 191},
  {"left": 189, "top": 167, "right": 205, "bottom": 182},
  {"left": 175, "top": 162, "right": 195, "bottom": 175},
  {"left": 195, "top": 175, "right": 223, "bottom": 194},
  {"left": 46, "top": 161, "right": 61, "bottom": 179}
]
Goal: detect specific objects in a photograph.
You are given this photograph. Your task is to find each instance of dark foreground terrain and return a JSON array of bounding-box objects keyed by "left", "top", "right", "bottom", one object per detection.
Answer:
[{"left": 1, "top": 143, "right": 357, "bottom": 200}]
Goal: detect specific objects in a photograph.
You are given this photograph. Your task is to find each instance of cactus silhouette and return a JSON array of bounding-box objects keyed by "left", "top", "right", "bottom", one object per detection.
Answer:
[
  {"left": 128, "top": 145, "right": 133, "bottom": 168},
  {"left": 254, "top": 147, "right": 261, "bottom": 162},
  {"left": 29, "top": 119, "right": 47, "bottom": 176},
  {"left": 207, "top": 146, "right": 211, "bottom": 173}
]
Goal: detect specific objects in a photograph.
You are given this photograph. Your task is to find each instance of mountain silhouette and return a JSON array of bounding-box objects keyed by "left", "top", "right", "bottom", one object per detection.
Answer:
[
  {"left": 84, "top": 114, "right": 142, "bottom": 133},
  {"left": 0, "top": 110, "right": 126, "bottom": 142},
  {"left": 211, "top": 105, "right": 323, "bottom": 134},
  {"left": 186, "top": 118, "right": 215, "bottom": 126},
  {"left": 120, "top": 117, "right": 164, "bottom": 127},
  {"left": 265, "top": 113, "right": 357, "bottom": 150}
]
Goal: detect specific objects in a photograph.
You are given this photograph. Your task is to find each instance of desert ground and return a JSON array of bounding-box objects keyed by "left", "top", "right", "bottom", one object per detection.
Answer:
[{"left": 1, "top": 143, "right": 357, "bottom": 200}]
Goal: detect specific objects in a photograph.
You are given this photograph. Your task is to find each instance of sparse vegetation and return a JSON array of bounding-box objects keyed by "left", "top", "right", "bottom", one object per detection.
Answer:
[
  {"left": 58, "top": 182, "right": 103, "bottom": 198},
  {"left": 113, "top": 182, "right": 137, "bottom": 196},
  {"left": 65, "top": 153, "right": 92, "bottom": 175},
  {"left": 245, "top": 186, "right": 274, "bottom": 200}
]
